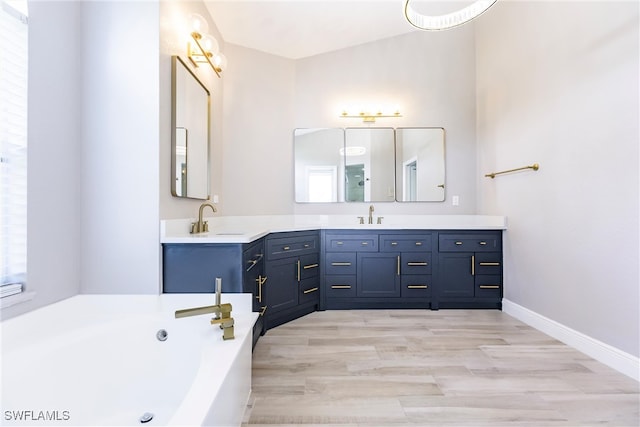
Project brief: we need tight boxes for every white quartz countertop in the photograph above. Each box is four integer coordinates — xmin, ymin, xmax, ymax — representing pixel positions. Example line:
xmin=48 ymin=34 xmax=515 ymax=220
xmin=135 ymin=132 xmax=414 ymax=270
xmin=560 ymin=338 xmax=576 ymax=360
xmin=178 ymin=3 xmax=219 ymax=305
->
xmin=161 ymin=214 xmax=507 ymax=244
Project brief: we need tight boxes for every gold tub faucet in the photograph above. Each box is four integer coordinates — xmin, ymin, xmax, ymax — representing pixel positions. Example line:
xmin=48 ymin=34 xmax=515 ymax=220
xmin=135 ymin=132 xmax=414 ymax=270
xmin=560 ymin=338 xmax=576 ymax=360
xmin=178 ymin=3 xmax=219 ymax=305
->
xmin=174 ymin=278 xmax=235 ymax=340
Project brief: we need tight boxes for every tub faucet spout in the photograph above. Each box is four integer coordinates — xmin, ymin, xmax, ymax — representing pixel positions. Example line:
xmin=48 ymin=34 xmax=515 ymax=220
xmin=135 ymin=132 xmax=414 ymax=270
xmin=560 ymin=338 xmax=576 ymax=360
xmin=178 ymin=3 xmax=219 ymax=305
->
xmin=191 ymin=202 xmax=217 ymax=234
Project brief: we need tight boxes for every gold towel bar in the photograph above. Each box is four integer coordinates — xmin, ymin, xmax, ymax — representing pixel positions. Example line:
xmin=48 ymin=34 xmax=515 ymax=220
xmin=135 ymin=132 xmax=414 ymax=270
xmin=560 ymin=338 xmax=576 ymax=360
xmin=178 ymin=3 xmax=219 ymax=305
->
xmin=485 ymin=163 xmax=539 ymax=179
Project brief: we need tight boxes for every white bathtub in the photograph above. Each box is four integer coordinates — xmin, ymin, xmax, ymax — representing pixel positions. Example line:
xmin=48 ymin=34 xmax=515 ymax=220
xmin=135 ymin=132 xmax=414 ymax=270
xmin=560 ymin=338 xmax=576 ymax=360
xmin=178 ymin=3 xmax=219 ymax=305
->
xmin=0 ymin=294 xmax=258 ymax=426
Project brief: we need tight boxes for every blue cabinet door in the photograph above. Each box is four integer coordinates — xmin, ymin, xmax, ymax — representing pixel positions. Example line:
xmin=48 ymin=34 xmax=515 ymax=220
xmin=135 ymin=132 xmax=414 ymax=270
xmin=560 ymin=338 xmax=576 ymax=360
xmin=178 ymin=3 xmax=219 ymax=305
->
xmin=357 ymin=252 xmax=401 ymax=297
xmin=265 ymin=257 xmax=299 ymax=313
xmin=438 ymin=252 xmax=475 ymax=298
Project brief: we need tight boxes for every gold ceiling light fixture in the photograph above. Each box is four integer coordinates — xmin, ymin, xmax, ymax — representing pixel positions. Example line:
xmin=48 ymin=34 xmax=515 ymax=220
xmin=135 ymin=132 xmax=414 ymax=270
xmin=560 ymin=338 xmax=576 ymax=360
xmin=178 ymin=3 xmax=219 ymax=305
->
xmin=403 ymin=0 xmax=498 ymax=31
xmin=339 ymin=106 xmax=402 ymax=123
xmin=187 ymin=13 xmax=227 ymax=77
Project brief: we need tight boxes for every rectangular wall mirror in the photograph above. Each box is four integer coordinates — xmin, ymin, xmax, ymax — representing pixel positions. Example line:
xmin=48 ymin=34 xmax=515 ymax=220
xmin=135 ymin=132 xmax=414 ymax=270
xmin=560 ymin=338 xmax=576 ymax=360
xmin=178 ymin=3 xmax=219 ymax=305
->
xmin=294 ymin=128 xmax=345 ymax=202
xmin=395 ymin=127 xmax=445 ymax=202
xmin=171 ymin=56 xmax=210 ymax=200
xmin=294 ymin=127 xmax=445 ymax=203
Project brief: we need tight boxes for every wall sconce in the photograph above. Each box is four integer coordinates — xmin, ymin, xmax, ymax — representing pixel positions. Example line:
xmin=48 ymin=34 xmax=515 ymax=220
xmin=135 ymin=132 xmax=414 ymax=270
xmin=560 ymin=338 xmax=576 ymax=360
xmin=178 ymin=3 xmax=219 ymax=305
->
xmin=403 ymin=0 xmax=498 ymax=31
xmin=187 ymin=13 xmax=227 ymax=78
xmin=339 ymin=106 xmax=402 ymax=123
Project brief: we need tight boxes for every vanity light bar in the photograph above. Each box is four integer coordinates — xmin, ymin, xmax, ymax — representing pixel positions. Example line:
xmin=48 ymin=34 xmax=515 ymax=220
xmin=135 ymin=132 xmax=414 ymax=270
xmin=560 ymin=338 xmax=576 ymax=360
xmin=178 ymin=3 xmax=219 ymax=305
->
xmin=339 ymin=110 xmax=402 ymax=123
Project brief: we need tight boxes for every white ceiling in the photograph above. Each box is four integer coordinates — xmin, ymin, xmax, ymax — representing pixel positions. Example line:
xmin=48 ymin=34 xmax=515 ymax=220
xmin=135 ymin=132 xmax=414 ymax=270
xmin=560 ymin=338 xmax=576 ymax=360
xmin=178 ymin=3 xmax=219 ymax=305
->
xmin=203 ymin=1 xmax=477 ymax=59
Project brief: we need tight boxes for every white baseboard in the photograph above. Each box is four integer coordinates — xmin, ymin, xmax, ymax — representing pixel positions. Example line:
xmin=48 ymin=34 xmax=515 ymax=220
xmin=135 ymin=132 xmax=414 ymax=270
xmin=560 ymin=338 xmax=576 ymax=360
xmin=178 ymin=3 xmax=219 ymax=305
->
xmin=502 ymin=299 xmax=639 ymax=382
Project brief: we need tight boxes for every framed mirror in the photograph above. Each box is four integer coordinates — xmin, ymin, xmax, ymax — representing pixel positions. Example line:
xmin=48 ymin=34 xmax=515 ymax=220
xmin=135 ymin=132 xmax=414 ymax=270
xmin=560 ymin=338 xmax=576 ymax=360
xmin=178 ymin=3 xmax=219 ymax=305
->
xmin=294 ymin=128 xmax=345 ymax=202
xmin=171 ymin=56 xmax=210 ymax=199
xmin=395 ymin=127 xmax=445 ymax=202
xmin=344 ymin=128 xmax=396 ymax=202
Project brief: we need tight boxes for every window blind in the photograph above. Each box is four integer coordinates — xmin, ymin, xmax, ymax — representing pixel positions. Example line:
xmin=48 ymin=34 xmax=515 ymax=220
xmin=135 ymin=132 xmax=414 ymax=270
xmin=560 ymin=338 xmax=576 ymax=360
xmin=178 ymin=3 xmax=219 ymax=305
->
xmin=0 ymin=0 xmax=28 ymax=296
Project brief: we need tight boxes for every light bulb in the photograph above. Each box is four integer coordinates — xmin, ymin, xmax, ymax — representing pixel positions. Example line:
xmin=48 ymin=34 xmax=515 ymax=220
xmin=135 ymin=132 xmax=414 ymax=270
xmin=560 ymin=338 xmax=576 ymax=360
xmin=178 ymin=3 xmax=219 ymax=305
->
xmin=200 ymin=34 xmax=219 ymax=56
xmin=189 ymin=13 xmax=209 ymax=36
xmin=212 ymin=52 xmax=227 ymax=72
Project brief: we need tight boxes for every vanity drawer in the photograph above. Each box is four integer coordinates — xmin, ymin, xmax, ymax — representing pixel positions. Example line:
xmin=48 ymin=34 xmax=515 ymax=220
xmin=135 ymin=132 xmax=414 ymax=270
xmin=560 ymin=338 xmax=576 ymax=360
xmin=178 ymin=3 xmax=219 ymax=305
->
xmin=325 ymin=253 xmax=357 ymax=275
xmin=267 ymin=232 xmax=319 ymax=260
xmin=299 ymin=253 xmax=320 ymax=280
xmin=325 ymin=275 xmax=357 ymax=298
xmin=400 ymin=252 xmax=432 ymax=275
xmin=380 ymin=234 xmax=432 ymax=252
xmin=475 ymin=275 xmax=502 ymax=297
xmin=401 ymin=275 xmax=432 ymax=298
xmin=439 ymin=233 xmax=501 ymax=252
xmin=474 ymin=253 xmax=502 ymax=275
xmin=299 ymin=277 xmax=320 ymax=304
xmin=325 ymin=234 xmax=378 ymax=252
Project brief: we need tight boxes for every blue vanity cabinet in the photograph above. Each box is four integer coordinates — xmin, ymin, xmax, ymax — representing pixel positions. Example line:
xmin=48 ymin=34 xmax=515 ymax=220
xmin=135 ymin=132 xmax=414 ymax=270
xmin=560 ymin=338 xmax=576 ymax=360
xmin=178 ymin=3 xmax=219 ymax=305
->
xmin=263 ymin=231 xmax=320 ymax=330
xmin=322 ymin=230 xmax=434 ymax=309
xmin=437 ymin=231 xmax=503 ymax=309
xmin=162 ymin=238 xmax=266 ymax=349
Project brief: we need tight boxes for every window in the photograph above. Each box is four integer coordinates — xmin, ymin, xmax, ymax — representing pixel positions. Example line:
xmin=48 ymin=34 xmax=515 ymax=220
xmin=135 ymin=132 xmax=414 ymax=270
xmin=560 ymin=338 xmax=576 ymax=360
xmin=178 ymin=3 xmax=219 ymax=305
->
xmin=0 ymin=0 xmax=28 ymax=300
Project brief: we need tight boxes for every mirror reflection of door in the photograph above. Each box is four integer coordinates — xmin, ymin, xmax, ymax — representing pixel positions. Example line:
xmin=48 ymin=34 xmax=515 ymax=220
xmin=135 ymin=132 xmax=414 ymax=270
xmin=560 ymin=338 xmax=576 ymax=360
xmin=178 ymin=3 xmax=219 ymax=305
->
xmin=306 ymin=165 xmax=337 ymax=202
xmin=403 ymin=157 xmax=417 ymax=201
xmin=345 ymin=164 xmax=365 ymax=202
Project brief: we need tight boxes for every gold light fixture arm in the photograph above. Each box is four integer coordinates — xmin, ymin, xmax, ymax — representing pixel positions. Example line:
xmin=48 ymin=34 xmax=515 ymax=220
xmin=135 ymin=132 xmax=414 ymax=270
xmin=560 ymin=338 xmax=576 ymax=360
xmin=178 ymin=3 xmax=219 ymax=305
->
xmin=190 ymin=32 xmax=221 ymax=78
xmin=485 ymin=163 xmax=540 ymax=179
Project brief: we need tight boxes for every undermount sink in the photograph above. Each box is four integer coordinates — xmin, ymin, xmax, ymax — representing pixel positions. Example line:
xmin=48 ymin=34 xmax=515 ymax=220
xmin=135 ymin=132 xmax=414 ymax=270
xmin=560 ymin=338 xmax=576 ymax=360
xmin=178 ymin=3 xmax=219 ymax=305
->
xmin=215 ymin=232 xmax=245 ymax=236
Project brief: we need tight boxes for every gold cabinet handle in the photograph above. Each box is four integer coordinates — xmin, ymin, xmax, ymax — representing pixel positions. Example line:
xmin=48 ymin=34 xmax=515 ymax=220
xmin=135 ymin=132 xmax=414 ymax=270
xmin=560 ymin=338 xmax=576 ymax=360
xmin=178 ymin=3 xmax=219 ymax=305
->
xmin=336 ymin=241 xmax=343 ymax=245
xmin=415 ymin=242 xmax=423 ymax=246
xmin=397 ymin=255 xmax=400 ymax=276
xmin=407 ymin=262 xmax=428 ymax=266
xmin=259 ymin=306 xmax=267 ymax=316
xmin=391 ymin=242 xmax=398 ymax=246
xmin=297 ymin=260 xmax=301 ymax=281
xmin=331 ymin=262 xmax=352 ymax=266
xmin=479 ymin=241 xmax=487 ymax=245
xmin=331 ymin=285 xmax=352 ymax=289
xmin=455 ymin=241 xmax=463 ymax=245
xmin=479 ymin=262 xmax=500 ymax=266
xmin=283 ymin=246 xmax=290 ymax=251
xmin=304 ymin=244 xmax=310 ymax=248
xmin=303 ymin=287 xmax=319 ymax=294
xmin=407 ymin=285 xmax=428 ymax=289
xmin=471 ymin=255 xmax=475 ymax=276
xmin=361 ymin=241 xmax=369 ymax=245
xmin=303 ymin=263 xmax=319 ymax=269
xmin=255 ymin=275 xmax=263 ymax=303
xmin=479 ymin=285 xmax=500 ymax=289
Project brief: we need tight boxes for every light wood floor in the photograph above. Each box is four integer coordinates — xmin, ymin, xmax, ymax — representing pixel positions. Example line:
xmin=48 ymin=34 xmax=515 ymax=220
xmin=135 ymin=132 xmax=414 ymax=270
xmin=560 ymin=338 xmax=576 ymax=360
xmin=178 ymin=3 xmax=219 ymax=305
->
xmin=242 ymin=309 xmax=639 ymax=426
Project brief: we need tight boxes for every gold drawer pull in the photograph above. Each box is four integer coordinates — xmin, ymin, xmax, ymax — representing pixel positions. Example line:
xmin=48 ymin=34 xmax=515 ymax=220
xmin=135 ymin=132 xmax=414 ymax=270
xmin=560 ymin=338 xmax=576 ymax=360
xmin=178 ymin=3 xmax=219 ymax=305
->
xmin=259 ymin=306 xmax=267 ymax=316
xmin=336 ymin=241 xmax=343 ymax=245
xmin=455 ymin=241 xmax=463 ymax=245
xmin=479 ymin=262 xmax=500 ymax=266
xmin=391 ymin=242 xmax=398 ymax=246
xmin=331 ymin=262 xmax=352 ymax=266
xmin=304 ymin=244 xmax=310 ymax=248
xmin=303 ymin=263 xmax=319 ymax=269
xmin=407 ymin=285 xmax=428 ymax=289
xmin=479 ymin=285 xmax=500 ymax=289
xmin=283 ymin=246 xmax=290 ymax=250
xmin=303 ymin=287 xmax=319 ymax=294
xmin=361 ymin=241 xmax=369 ymax=245
xmin=415 ymin=242 xmax=423 ymax=246
xmin=479 ymin=241 xmax=487 ymax=245
xmin=407 ymin=262 xmax=428 ymax=266
xmin=331 ymin=285 xmax=352 ymax=289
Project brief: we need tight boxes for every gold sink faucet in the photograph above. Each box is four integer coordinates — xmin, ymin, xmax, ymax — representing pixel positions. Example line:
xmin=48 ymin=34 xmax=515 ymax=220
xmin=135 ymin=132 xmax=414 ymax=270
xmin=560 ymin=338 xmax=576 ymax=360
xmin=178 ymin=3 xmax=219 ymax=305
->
xmin=190 ymin=201 xmax=217 ymax=234
xmin=368 ymin=204 xmax=375 ymax=224
xmin=174 ymin=278 xmax=235 ymax=340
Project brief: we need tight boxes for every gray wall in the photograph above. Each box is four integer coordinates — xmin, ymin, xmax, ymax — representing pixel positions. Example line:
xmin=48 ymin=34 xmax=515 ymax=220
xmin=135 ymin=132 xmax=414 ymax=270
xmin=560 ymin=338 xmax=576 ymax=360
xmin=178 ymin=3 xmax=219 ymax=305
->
xmin=476 ymin=1 xmax=639 ymax=357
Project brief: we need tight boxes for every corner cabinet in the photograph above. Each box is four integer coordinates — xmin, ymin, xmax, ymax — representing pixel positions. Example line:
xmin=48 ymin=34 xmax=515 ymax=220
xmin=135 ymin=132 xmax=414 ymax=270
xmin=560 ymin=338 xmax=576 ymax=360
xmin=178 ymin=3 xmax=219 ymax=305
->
xmin=162 ymin=239 xmax=266 ymax=350
xmin=264 ymin=231 xmax=320 ymax=330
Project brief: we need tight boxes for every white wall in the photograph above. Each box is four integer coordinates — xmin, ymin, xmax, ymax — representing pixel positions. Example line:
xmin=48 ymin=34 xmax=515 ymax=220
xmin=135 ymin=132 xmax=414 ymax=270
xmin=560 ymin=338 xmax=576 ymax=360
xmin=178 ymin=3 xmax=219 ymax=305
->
xmin=2 ymin=1 xmax=83 ymax=320
xmin=221 ymin=44 xmax=296 ymax=215
xmin=80 ymin=1 xmax=160 ymax=294
xmin=476 ymin=1 xmax=639 ymax=357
